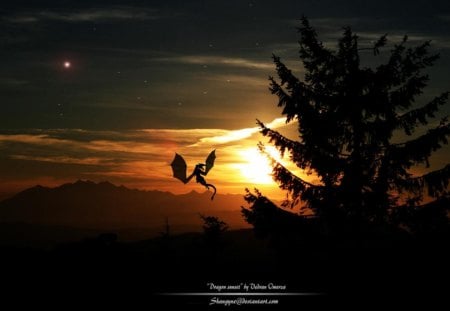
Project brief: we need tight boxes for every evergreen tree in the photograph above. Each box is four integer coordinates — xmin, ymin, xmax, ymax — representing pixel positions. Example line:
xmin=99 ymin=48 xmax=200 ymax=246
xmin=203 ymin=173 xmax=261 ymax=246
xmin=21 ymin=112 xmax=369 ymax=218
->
xmin=255 ymin=17 xmax=449 ymax=232
xmin=199 ymin=214 xmax=228 ymax=248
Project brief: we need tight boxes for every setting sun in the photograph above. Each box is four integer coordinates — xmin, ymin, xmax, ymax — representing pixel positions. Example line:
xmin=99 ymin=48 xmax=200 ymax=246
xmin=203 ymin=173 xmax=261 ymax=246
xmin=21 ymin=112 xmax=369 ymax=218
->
xmin=236 ymin=147 xmax=280 ymax=185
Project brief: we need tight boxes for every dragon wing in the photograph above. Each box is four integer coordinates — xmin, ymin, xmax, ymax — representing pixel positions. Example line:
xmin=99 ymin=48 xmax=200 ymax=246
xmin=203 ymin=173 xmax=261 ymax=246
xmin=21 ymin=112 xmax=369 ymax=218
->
xmin=204 ymin=149 xmax=216 ymax=175
xmin=170 ymin=153 xmax=188 ymax=184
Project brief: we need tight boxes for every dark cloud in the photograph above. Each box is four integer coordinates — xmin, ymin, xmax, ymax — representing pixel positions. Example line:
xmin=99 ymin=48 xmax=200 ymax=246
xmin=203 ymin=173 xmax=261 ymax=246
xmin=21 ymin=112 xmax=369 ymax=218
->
xmin=1 ymin=0 xmax=449 ymax=131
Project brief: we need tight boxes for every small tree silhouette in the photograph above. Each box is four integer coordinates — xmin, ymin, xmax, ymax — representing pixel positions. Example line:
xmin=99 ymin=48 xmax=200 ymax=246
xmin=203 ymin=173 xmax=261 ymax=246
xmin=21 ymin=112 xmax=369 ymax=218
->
xmin=256 ymin=16 xmax=449 ymax=234
xmin=199 ymin=214 xmax=228 ymax=249
xmin=157 ymin=217 xmax=172 ymax=255
xmin=158 ymin=216 xmax=171 ymax=239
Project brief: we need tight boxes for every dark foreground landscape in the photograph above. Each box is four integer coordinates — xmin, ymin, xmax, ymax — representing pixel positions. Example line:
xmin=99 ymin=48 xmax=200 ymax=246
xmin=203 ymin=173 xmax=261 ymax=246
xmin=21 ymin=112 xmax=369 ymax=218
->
xmin=0 ymin=181 xmax=449 ymax=308
xmin=1 ymin=226 xmax=448 ymax=308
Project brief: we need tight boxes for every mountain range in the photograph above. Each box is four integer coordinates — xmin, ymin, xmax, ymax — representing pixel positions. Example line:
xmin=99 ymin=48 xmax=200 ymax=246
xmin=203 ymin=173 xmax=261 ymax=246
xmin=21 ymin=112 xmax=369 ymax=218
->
xmin=0 ymin=180 xmax=249 ymax=246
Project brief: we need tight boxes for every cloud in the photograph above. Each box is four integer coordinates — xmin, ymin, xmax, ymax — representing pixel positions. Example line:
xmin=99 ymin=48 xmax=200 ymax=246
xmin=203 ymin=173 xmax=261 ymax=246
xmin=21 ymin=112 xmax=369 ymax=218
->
xmin=0 ymin=118 xmax=290 ymax=159
xmin=353 ymin=32 xmax=450 ymax=50
xmin=284 ymin=16 xmax=450 ymax=50
xmin=190 ymin=117 xmax=288 ymax=146
xmin=0 ymin=118 xmax=288 ymax=168
xmin=197 ymin=128 xmax=258 ymax=145
xmin=155 ymin=55 xmax=274 ymax=70
xmin=438 ymin=15 xmax=450 ymax=22
xmin=203 ymin=74 xmax=269 ymax=87
xmin=0 ymin=78 xmax=30 ymax=87
xmin=10 ymin=155 xmax=113 ymax=166
xmin=5 ymin=7 xmax=160 ymax=24
xmin=0 ymin=134 xmax=59 ymax=145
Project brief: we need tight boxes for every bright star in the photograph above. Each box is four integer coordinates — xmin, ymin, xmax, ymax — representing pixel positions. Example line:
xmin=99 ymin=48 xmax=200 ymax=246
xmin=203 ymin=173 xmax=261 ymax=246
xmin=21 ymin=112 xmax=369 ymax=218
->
xmin=64 ymin=61 xmax=71 ymax=68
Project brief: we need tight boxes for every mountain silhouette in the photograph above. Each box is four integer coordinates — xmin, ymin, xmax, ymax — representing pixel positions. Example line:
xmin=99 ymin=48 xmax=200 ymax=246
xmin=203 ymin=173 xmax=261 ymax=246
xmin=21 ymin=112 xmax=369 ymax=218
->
xmin=0 ymin=180 xmax=248 ymax=246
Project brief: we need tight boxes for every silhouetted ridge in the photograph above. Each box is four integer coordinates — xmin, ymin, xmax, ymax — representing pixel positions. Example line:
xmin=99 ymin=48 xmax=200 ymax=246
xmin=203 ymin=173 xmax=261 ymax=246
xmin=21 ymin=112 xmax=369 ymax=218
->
xmin=0 ymin=180 xmax=247 ymax=236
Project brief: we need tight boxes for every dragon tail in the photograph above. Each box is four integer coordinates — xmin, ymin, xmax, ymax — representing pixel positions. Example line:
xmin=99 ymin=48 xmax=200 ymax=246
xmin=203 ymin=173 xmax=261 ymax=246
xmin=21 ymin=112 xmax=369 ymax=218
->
xmin=206 ymin=183 xmax=216 ymax=200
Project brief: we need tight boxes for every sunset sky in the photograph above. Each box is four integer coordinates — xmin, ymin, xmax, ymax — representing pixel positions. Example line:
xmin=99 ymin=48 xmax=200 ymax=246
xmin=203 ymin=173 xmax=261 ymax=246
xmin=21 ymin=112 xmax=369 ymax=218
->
xmin=1 ymin=0 xmax=450 ymax=200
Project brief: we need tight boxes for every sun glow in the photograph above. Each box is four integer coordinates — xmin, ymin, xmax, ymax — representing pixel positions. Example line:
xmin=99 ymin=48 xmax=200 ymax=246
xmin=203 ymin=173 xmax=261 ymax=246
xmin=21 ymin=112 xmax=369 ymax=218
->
xmin=236 ymin=146 xmax=282 ymax=185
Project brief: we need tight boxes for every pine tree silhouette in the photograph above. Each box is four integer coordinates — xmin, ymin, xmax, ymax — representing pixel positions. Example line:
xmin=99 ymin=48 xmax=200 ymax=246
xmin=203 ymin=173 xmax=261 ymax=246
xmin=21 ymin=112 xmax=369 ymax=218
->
xmin=256 ymin=16 xmax=449 ymax=233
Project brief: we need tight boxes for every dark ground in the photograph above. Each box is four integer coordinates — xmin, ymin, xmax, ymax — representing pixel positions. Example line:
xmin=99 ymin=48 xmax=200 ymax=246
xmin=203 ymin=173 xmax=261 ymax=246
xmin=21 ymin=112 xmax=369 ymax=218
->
xmin=0 ymin=228 xmax=448 ymax=309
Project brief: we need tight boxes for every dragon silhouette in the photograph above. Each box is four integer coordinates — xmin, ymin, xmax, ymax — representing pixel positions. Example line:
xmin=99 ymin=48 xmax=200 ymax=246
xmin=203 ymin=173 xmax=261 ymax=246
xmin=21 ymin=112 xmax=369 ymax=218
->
xmin=170 ymin=150 xmax=217 ymax=200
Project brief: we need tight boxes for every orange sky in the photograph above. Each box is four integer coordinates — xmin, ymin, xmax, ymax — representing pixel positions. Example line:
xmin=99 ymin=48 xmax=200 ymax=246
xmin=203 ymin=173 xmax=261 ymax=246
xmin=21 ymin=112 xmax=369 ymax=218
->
xmin=0 ymin=117 xmax=305 ymax=200
xmin=1 ymin=114 xmax=449 ymax=202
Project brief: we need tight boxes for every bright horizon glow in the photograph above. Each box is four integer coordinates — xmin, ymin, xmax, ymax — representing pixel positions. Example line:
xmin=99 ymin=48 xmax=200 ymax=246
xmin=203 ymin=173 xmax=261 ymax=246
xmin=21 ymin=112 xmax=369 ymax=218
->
xmin=236 ymin=148 xmax=274 ymax=184
xmin=0 ymin=119 xmax=292 ymax=199
xmin=235 ymin=146 xmax=284 ymax=185
xmin=0 ymin=118 xmax=442 ymax=202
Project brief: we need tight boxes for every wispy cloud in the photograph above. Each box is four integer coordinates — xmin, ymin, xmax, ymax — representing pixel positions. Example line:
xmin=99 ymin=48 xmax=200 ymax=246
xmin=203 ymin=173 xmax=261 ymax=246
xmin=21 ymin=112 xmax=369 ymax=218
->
xmin=10 ymin=155 xmax=113 ymax=166
xmin=0 ymin=118 xmax=292 ymax=194
xmin=0 ymin=118 xmax=290 ymax=158
xmin=286 ymin=17 xmax=450 ymax=50
xmin=203 ymin=74 xmax=269 ymax=87
xmin=354 ymin=32 xmax=450 ymax=50
xmin=156 ymin=55 xmax=274 ymax=70
xmin=5 ymin=7 xmax=160 ymax=24
xmin=0 ymin=78 xmax=29 ymax=87
xmin=192 ymin=117 xmax=288 ymax=146
xmin=437 ymin=15 xmax=450 ymax=22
